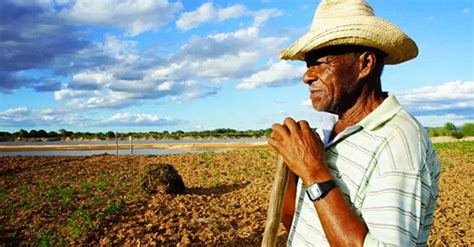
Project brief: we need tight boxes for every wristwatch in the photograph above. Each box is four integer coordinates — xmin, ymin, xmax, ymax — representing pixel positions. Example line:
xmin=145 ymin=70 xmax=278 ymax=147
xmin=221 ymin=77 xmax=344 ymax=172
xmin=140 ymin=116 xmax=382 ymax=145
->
xmin=305 ymin=180 xmax=338 ymax=201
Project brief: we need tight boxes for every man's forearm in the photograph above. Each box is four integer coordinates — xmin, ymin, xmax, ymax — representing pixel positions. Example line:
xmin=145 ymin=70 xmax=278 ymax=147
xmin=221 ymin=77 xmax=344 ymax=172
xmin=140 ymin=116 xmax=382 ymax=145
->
xmin=313 ymin=187 xmax=368 ymax=246
xmin=301 ymin=168 xmax=368 ymax=246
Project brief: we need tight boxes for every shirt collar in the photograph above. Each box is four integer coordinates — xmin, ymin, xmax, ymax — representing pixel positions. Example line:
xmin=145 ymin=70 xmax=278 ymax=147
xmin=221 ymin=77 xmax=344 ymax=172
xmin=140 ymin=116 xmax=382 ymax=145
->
xmin=357 ymin=93 xmax=402 ymax=131
xmin=327 ymin=93 xmax=402 ymax=147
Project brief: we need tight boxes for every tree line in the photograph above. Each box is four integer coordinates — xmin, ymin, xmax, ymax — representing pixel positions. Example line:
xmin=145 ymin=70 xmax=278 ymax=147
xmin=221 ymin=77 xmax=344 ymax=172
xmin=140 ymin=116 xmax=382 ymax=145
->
xmin=1 ymin=122 xmax=472 ymax=142
xmin=0 ymin=128 xmax=273 ymax=142
xmin=427 ymin=122 xmax=474 ymax=139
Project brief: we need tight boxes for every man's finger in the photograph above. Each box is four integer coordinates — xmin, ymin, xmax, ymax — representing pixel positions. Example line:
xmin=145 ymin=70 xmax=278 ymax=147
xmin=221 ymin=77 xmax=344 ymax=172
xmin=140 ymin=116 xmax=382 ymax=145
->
xmin=272 ymin=123 xmax=290 ymax=137
xmin=298 ymin=120 xmax=311 ymax=130
xmin=298 ymin=120 xmax=313 ymax=135
xmin=267 ymin=137 xmax=283 ymax=153
xmin=283 ymin=117 xmax=299 ymax=134
xmin=270 ymin=129 xmax=283 ymax=141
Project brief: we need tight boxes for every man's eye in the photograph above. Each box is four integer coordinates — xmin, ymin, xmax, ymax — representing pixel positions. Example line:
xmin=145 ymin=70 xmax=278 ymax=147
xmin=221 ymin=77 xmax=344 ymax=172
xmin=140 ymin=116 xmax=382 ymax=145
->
xmin=306 ymin=61 xmax=323 ymax=68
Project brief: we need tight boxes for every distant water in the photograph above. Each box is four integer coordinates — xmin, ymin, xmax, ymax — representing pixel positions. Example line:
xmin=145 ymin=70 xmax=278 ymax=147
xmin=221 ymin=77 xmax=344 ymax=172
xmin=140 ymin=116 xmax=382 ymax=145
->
xmin=0 ymin=138 xmax=265 ymax=156
xmin=0 ymin=149 xmax=222 ymax=156
xmin=0 ymin=138 xmax=267 ymax=146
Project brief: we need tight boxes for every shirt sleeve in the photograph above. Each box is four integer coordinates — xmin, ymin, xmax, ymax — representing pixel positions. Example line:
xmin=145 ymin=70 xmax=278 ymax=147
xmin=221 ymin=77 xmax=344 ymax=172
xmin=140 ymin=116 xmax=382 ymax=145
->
xmin=361 ymin=168 xmax=433 ymax=246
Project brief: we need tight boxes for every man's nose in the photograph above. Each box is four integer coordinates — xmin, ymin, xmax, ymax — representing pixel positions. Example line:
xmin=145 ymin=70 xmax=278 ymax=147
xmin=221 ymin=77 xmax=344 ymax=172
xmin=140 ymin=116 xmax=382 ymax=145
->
xmin=303 ymin=68 xmax=317 ymax=85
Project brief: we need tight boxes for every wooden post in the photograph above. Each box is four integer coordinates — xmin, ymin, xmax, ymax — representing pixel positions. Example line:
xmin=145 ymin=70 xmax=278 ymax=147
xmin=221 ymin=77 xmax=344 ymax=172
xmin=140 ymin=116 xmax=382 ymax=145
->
xmin=115 ymin=131 xmax=118 ymax=155
xmin=262 ymin=154 xmax=289 ymax=247
xmin=130 ymin=134 xmax=133 ymax=155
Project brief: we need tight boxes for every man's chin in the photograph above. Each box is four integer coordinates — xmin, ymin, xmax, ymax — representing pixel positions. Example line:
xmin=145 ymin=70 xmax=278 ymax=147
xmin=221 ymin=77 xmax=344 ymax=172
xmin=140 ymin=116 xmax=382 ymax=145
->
xmin=311 ymin=103 xmax=326 ymax=112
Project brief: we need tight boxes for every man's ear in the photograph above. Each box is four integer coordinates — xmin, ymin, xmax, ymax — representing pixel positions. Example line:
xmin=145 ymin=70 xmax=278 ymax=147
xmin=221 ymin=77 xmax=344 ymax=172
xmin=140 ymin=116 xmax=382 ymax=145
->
xmin=357 ymin=51 xmax=376 ymax=80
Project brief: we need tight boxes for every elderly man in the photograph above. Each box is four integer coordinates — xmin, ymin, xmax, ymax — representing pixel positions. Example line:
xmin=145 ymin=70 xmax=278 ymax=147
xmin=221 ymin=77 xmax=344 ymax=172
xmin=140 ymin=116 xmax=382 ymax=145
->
xmin=268 ymin=0 xmax=440 ymax=246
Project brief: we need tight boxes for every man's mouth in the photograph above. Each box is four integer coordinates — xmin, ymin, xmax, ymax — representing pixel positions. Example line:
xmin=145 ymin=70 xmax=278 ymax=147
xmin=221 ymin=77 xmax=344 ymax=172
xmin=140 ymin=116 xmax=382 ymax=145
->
xmin=310 ymin=88 xmax=323 ymax=94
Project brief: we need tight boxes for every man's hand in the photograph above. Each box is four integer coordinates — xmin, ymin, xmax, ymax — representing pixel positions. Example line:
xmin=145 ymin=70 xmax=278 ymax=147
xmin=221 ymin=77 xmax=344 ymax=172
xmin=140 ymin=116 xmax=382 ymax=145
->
xmin=268 ymin=117 xmax=332 ymax=185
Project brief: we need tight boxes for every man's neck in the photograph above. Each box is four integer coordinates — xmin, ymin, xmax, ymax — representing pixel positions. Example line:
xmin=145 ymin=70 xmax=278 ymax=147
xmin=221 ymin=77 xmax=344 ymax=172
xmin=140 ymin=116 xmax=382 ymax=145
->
xmin=332 ymin=84 xmax=386 ymax=139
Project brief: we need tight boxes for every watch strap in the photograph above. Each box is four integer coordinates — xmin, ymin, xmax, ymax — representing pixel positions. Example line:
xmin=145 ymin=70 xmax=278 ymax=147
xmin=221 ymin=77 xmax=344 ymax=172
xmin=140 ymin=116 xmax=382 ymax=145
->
xmin=306 ymin=180 xmax=338 ymax=201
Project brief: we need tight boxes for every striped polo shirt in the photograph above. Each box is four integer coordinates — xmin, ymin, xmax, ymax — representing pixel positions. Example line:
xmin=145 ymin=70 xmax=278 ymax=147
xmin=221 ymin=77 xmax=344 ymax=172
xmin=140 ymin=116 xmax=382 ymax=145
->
xmin=287 ymin=94 xmax=440 ymax=246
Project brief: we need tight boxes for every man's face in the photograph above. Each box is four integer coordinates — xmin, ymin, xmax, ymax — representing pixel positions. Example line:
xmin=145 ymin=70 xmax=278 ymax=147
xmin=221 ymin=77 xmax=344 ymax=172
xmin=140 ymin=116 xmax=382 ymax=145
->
xmin=303 ymin=50 xmax=361 ymax=113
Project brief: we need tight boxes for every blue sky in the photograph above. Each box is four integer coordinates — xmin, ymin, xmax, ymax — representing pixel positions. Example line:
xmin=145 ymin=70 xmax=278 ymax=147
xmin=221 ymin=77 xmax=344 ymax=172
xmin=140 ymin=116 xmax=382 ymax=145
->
xmin=0 ymin=0 xmax=473 ymax=133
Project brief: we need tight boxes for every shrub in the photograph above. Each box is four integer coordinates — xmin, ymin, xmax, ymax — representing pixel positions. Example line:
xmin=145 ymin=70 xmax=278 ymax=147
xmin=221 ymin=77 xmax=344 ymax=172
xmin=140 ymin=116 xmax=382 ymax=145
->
xmin=460 ymin=123 xmax=474 ymax=137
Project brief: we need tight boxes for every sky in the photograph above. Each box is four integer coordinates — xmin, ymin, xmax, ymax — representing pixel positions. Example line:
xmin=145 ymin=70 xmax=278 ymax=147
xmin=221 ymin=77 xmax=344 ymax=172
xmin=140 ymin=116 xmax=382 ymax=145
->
xmin=0 ymin=0 xmax=473 ymax=133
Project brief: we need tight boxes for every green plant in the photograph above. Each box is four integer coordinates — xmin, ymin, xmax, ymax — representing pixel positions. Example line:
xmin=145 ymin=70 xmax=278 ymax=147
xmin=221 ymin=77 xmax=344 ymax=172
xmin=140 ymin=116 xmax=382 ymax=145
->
xmin=76 ymin=206 xmax=93 ymax=229
xmin=58 ymin=186 xmax=75 ymax=208
xmin=451 ymin=131 xmax=463 ymax=139
xmin=461 ymin=123 xmax=474 ymax=136
xmin=67 ymin=218 xmax=82 ymax=239
xmin=35 ymin=230 xmax=54 ymax=247
xmin=35 ymin=179 xmax=45 ymax=187
xmin=95 ymin=173 xmax=109 ymax=191
xmin=21 ymin=184 xmax=30 ymax=195
xmin=427 ymin=128 xmax=439 ymax=137
xmin=46 ymin=188 xmax=56 ymax=216
xmin=0 ymin=190 xmax=6 ymax=201
xmin=80 ymin=181 xmax=90 ymax=194
xmin=107 ymin=199 xmax=124 ymax=214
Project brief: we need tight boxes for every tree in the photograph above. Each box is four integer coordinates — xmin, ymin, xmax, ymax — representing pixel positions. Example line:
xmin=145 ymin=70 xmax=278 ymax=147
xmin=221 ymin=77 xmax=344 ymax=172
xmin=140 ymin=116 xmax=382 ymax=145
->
xmin=18 ymin=129 xmax=29 ymax=137
xmin=460 ymin=123 xmax=474 ymax=137
xmin=444 ymin=122 xmax=457 ymax=132
xmin=59 ymin=129 xmax=73 ymax=138
xmin=37 ymin=129 xmax=48 ymax=137
xmin=48 ymin=131 xmax=59 ymax=137
xmin=106 ymin=131 xmax=115 ymax=139
xmin=29 ymin=129 xmax=39 ymax=137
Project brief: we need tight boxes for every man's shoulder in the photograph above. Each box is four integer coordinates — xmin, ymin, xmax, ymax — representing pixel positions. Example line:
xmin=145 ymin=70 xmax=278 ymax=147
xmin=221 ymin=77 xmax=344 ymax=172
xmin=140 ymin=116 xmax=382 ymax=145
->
xmin=373 ymin=107 xmax=428 ymax=143
xmin=369 ymin=108 xmax=435 ymax=172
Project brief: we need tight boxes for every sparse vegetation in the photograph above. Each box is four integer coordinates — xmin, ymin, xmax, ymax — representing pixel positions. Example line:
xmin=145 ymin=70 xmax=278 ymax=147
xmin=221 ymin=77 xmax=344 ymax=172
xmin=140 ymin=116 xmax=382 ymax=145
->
xmin=0 ymin=143 xmax=472 ymax=245
xmin=0 ymin=128 xmax=273 ymax=142
xmin=427 ymin=122 xmax=474 ymax=138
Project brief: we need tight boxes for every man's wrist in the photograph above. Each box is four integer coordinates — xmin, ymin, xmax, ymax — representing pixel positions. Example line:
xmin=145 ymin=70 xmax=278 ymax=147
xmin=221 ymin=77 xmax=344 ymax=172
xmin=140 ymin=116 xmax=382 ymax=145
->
xmin=301 ymin=167 xmax=332 ymax=186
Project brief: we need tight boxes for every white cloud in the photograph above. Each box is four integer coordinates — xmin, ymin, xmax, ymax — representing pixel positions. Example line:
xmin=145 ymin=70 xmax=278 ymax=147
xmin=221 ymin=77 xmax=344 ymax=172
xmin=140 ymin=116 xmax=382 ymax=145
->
xmin=180 ymin=80 xmax=218 ymax=101
xmin=252 ymin=8 xmax=282 ymax=27
xmin=57 ymin=77 xmax=219 ymax=109
xmin=70 ymin=71 xmax=113 ymax=89
xmin=396 ymin=80 xmax=474 ymax=124
xmin=103 ymin=35 xmax=139 ymax=60
xmin=397 ymin=80 xmax=474 ymax=104
xmin=461 ymin=8 xmax=470 ymax=15
xmin=218 ymin=4 xmax=247 ymax=20
xmin=237 ymin=60 xmax=305 ymax=89
xmin=0 ymin=107 xmax=91 ymax=127
xmin=54 ymin=87 xmax=91 ymax=100
xmin=301 ymin=99 xmax=311 ymax=106
xmin=176 ymin=2 xmax=216 ymax=31
xmin=163 ymin=26 xmax=287 ymax=82
xmin=61 ymin=0 xmax=182 ymax=36
xmin=0 ymin=107 xmax=180 ymax=127
xmin=156 ymin=81 xmax=174 ymax=91
xmin=101 ymin=113 xmax=179 ymax=126
xmin=176 ymin=3 xmax=279 ymax=31
xmin=62 ymin=91 xmax=137 ymax=109
xmin=0 ymin=107 xmax=31 ymax=126
xmin=45 ymin=5 xmax=286 ymax=111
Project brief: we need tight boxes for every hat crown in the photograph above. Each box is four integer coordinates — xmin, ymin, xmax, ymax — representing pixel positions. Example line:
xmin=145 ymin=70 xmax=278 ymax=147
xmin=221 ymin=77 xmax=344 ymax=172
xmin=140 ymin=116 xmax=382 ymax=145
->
xmin=280 ymin=0 xmax=418 ymax=64
xmin=312 ymin=0 xmax=374 ymax=28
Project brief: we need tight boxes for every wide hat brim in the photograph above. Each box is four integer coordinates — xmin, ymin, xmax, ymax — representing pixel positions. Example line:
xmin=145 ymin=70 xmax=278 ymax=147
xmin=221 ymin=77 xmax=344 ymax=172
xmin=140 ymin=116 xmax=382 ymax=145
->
xmin=280 ymin=16 xmax=418 ymax=64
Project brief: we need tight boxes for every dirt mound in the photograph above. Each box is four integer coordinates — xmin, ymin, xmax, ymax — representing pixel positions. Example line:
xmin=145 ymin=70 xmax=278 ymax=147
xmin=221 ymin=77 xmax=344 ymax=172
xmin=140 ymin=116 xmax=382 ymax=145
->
xmin=142 ymin=163 xmax=186 ymax=195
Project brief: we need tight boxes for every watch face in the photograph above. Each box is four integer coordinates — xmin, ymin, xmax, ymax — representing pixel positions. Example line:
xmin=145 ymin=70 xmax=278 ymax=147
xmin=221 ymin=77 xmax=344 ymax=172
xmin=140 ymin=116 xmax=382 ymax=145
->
xmin=308 ymin=184 xmax=322 ymax=199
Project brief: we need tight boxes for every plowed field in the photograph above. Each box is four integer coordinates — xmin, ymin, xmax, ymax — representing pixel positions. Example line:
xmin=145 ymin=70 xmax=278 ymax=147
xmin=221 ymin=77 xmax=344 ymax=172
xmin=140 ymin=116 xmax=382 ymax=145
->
xmin=1 ymin=141 xmax=472 ymax=245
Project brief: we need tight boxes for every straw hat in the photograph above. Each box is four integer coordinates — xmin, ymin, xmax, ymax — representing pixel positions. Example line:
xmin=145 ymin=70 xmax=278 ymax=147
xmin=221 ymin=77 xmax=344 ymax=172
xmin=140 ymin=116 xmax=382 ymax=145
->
xmin=280 ymin=0 xmax=418 ymax=64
